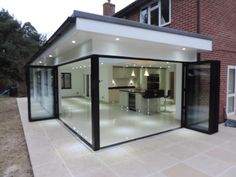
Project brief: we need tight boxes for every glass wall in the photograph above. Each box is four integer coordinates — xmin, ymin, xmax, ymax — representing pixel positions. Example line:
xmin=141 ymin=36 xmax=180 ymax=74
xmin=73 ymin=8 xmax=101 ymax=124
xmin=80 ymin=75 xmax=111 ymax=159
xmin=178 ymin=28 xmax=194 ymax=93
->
xmin=59 ymin=59 xmax=92 ymax=145
xmin=186 ymin=64 xmax=210 ymax=131
xmin=99 ymin=58 xmax=181 ymax=147
xmin=30 ymin=67 xmax=55 ymax=119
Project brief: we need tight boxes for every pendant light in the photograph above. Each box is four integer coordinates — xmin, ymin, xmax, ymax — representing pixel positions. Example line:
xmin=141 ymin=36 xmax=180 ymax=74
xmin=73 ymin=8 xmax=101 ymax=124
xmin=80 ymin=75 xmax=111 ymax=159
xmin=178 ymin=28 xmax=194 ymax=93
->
xmin=131 ymin=69 xmax=135 ymax=77
xmin=144 ymin=68 xmax=149 ymax=76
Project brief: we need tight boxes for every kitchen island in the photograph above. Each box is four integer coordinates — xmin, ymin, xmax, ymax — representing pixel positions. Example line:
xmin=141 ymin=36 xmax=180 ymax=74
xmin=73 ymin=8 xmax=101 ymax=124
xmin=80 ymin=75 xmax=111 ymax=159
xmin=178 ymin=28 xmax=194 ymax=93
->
xmin=119 ymin=89 xmax=161 ymax=114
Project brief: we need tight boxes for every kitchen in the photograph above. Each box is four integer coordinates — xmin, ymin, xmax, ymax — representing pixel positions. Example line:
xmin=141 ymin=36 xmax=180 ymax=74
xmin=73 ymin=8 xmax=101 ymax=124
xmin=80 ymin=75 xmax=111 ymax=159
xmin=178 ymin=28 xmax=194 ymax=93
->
xmin=101 ymin=60 xmax=176 ymax=115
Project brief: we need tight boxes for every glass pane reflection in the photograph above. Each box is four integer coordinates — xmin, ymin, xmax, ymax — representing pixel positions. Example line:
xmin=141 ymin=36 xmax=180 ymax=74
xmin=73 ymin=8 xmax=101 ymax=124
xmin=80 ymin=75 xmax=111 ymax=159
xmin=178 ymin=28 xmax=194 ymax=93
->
xmin=30 ymin=68 xmax=55 ymax=119
xmin=186 ymin=64 xmax=210 ymax=131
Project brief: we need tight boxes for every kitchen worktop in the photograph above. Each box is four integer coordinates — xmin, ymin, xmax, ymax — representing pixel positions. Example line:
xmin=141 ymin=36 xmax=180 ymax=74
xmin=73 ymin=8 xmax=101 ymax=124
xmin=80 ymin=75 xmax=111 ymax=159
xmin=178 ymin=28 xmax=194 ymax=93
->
xmin=119 ymin=89 xmax=161 ymax=113
xmin=108 ymin=86 xmax=135 ymax=90
xmin=119 ymin=89 xmax=146 ymax=94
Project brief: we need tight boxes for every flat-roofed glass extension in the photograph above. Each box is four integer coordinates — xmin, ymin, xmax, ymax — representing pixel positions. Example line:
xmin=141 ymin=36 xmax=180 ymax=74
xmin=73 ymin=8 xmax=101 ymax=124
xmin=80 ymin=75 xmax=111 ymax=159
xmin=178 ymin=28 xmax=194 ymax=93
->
xmin=26 ymin=11 xmax=219 ymax=150
xmin=27 ymin=56 xmax=219 ymax=150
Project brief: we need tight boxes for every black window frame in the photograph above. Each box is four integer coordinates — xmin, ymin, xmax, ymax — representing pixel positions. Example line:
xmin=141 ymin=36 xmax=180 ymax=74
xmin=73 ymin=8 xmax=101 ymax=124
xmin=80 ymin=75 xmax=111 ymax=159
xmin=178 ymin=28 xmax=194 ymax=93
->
xmin=26 ymin=66 xmax=59 ymax=122
xmin=61 ymin=73 xmax=72 ymax=89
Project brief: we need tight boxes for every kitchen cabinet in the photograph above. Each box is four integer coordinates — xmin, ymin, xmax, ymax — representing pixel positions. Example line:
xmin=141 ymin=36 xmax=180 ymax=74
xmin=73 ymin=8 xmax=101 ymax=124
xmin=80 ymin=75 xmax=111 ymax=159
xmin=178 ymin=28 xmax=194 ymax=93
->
xmin=109 ymin=90 xmax=119 ymax=103
xmin=113 ymin=67 xmax=137 ymax=79
xmin=119 ymin=90 xmax=161 ymax=113
xmin=119 ymin=91 xmax=129 ymax=109
xmin=147 ymin=74 xmax=160 ymax=90
xmin=135 ymin=93 xmax=143 ymax=112
xmin=136 ymin=93 xmax=161 ymax=113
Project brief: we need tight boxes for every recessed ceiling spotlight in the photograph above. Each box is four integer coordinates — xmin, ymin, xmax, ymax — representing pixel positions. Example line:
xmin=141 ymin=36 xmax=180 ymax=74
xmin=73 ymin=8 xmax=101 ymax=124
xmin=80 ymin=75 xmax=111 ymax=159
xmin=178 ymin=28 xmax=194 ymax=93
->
xmin=166 ymin=62 xmax=169 ymax=64
xmin=126 ymin=65 xmax=129 ymax=67
xmin=101 ymin=62 xmax=104 ymax=65
xmin=182 ymin=47 xmax=186 ymax=51
xmin=116 ymin=38 xmax=120 ymax=41
xmin=133 ymin=64 xmax=136 ymax=67
xmin=75 ymin=67 xmax=78 ymax=69
xmin=39 ymin=61 xmax=42 ymax=64
xmin=72 ymin=40 xmax=76 ymax=44
xmin=72 ymin=67 xmax=75 ymax=70
xmin=149 ymin=65 xmax=152 ymax=67
xmin=49 ymin=55 xmax=53 ymax=58
xmin=79 ymin=66 xmax=82 ymax=68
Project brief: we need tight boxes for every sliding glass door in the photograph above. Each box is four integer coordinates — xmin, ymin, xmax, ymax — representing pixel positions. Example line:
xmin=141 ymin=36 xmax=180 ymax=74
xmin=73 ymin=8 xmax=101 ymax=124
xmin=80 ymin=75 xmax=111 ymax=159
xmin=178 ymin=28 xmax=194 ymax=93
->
xmin=27 ymin=67 xmax=58 ymax=121
xmin=183 ymin=61 xmax=220 ymax=134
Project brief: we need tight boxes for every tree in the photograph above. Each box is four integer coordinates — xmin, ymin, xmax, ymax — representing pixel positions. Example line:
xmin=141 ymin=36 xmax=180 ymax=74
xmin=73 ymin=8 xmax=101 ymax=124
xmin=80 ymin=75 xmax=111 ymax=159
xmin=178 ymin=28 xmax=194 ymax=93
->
xmin=0 ymin=9 xmax=46 ymax=95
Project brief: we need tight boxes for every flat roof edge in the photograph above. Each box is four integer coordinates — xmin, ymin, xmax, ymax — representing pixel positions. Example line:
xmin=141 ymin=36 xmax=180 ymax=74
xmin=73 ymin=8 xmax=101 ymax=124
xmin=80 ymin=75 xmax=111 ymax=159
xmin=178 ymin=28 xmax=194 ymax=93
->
xmin=73 ymin=10 xmax=212 ymax=41
xmin=27 ymin=10 xmax=213 ymax=67
xmin=25 ymin=17 xmax=76 ymax=67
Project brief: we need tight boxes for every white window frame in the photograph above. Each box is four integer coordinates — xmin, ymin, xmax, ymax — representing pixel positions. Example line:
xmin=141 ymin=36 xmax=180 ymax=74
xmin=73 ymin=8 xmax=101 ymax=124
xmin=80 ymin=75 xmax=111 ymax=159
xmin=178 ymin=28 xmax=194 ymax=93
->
xmin=226 ymin=65 xmax=236 ymax=116
xmin=149 ymin=2 xmax=160 ymax=25
xmin=140 ymin=0 xmax=171 ymax=27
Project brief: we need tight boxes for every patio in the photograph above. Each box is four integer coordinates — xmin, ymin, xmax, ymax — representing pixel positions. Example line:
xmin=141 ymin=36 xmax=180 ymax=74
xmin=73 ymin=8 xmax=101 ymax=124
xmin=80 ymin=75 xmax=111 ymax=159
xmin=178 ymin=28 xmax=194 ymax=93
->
xmin=17 ymin=97 xmax=236 ymax=177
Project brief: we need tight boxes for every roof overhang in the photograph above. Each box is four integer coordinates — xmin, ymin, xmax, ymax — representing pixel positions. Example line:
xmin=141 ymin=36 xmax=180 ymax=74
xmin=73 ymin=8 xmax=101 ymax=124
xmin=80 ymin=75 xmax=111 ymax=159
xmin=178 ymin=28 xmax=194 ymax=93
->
xmin=29 ymin=11 xmax=212 ymax=66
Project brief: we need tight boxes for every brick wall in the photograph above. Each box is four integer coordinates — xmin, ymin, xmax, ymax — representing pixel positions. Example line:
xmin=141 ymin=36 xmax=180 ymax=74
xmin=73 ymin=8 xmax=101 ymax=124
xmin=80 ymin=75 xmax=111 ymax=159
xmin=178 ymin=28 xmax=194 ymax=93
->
xmin=122 ymin=8 xmax=140 ymax=21
xmin=167 ymin=0 xmax=198 ymax=33
xmin=199 ymin=0 xmax=236 ymax=122
xmin=123 ymin=0 xmax=199 ymax=33
xmin=118 ymin=0 xmax=236 ymax=122
xmin=166 ymin=0 xmax=236 ymax=122
xmin=200 ymin=0 xmax=236 ymax=52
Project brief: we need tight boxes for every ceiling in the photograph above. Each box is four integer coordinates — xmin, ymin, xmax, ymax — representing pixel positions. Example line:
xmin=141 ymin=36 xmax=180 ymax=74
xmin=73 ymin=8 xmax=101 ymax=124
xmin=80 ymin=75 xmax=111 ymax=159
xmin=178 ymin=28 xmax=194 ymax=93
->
xmin=31 ymin=15 xmax=212 ymax=66
xmin=60 ymin=58 xmax=177 ymax=70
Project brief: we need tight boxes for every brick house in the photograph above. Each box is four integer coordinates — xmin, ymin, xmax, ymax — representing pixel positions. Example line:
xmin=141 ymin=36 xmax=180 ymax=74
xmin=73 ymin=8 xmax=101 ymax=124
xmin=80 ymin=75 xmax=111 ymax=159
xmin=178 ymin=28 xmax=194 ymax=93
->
xmin=25 ymin=0 xmax=227 ymax=150
xmin=102 ymin=0 xmax=236 ymax=123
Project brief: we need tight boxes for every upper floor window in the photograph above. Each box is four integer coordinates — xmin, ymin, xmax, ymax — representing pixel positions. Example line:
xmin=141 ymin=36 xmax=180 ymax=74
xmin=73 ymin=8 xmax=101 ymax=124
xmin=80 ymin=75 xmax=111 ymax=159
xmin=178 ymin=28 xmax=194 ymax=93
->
xmin=140 ymin=0 xmax=171 ymax=26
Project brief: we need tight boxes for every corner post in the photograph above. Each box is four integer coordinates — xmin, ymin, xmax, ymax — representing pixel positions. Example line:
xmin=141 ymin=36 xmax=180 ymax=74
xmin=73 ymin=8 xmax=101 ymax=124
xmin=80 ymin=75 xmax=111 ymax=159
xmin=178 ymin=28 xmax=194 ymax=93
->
xmin=91 ymin=55 xmax=100 ymax=150
xmin=25 ymin=66 xmax=32 ymax=121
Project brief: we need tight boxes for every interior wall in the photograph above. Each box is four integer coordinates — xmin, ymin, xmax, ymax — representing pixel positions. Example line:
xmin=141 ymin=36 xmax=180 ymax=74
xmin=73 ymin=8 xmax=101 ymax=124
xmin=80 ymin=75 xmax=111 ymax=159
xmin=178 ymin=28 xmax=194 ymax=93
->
xmin=99 ymin=65 xmax=113 ymax=103
xmin=58 ymin=68 xmax=84 ymax=98
xmin=58 ymin=59 xmax=92 ymax=113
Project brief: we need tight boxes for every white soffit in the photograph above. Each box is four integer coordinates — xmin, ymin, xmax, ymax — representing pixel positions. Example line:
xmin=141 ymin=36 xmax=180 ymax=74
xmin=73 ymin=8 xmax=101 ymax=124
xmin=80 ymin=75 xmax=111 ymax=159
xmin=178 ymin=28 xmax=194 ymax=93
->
xmin=76 ymin=18 xmax=212 ymax=51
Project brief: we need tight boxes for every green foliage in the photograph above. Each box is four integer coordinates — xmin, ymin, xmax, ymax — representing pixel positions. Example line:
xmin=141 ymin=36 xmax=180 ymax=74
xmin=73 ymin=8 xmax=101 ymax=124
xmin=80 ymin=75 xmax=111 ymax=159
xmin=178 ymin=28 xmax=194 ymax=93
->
xmin=0 ymin=9 xmax=46 ymax=94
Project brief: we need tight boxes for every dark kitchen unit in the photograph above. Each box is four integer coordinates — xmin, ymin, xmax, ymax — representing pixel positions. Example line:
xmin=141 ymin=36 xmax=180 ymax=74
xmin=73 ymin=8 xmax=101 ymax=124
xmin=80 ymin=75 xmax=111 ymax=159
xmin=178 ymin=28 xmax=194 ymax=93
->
xmin=147 ymin=74 xmax=160 ymax=90
xmin=129 ymin=93 xmax=136 ymax=111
